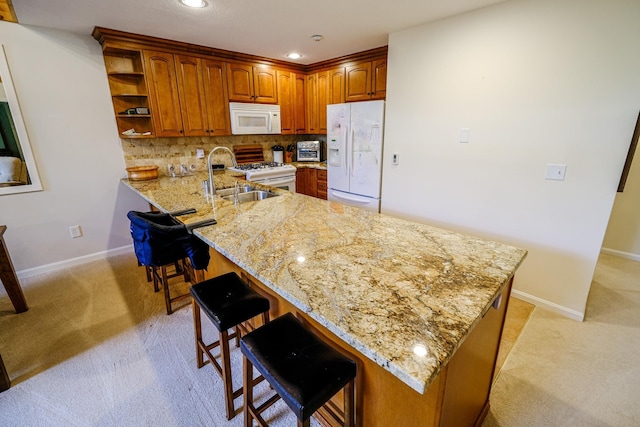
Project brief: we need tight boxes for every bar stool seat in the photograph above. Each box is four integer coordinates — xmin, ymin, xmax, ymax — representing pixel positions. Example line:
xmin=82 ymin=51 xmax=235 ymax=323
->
xmin=190 ymin=272 xmax=270 ymax=420
xmin=240 ymin=312 xmax=356 ymax=427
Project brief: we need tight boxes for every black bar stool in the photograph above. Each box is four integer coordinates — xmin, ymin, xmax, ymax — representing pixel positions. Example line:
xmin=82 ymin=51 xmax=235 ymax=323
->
xmin=127 ymin=210 xmax=212 ymax=314
xmin=240 ymin=312 xmax=357 ymax=427
xmin=190 ymin=272 xmax=270 ymax=420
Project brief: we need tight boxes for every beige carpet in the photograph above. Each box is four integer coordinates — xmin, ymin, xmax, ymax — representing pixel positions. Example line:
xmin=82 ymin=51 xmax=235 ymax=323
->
xmin=1 ymin=251 xmax=638 ymax=426
xmin=0 ymin=253 xmax=319 ymax=426
xmin=484 ymin=253 xmax=640 ymax=427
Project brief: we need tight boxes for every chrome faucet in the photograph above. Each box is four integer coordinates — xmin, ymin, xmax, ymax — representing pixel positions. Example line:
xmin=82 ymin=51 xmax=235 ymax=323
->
xmin=207 ymin=146 xmax=238 ymax=196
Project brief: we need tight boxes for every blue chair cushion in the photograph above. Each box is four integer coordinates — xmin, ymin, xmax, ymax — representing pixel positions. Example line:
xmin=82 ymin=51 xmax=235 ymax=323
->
xmin=127 ymin=211 xmax=210 ymax=270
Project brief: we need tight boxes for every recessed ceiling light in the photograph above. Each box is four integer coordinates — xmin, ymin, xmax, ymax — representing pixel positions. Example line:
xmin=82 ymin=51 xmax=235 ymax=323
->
xmin=287 ymin=53 xmax=302 ymax=60
xmin=180 ymin=0 xmax=207 ymax=8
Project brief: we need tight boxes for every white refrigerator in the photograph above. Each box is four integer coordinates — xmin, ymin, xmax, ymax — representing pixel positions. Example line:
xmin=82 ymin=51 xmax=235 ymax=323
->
xmin=327 ymin=100 xmax=385 ymax=213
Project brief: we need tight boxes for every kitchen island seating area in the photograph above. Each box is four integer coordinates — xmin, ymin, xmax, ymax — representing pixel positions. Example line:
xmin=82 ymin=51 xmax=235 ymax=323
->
xmin=127 ymin=210 xmax=211 ymax=314
xmin=241 ymin=312 xmax=357 ymax=427
xmin=190 ymin=272 xmax=270 ymax=420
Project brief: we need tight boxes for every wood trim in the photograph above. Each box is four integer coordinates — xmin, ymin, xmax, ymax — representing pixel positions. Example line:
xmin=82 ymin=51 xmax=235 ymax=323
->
xmin=92 ymin=27 xmax=387 ymax=74
xmin=0 ymin=0 xmax=17 ymax=23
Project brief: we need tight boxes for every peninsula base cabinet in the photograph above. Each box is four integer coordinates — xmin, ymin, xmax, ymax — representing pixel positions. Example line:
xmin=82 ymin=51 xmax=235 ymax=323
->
xmin=206 ymin=248 xmax=512 ymax=427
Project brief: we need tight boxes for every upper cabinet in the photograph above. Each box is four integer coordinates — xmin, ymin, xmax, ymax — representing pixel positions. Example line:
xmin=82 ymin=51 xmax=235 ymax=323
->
xmin=276 ymin=70 xmax=295 ymax=134
xmin=226 ymin=62 xmax=277 ymax=104
xmin=144 ymin=50 xmax=183 ymax=137
xmin=176 ymin=55 xmax=230 ymax=136
xmin=145 ymin=50 xmax=230 ymax=137
xmin=345 ymin=58 xmax=387 ymax=102
xmin=102 ymin=47 xmax=153 ymax=137
xmin=93 ymin=28 xmax=386 ymax=139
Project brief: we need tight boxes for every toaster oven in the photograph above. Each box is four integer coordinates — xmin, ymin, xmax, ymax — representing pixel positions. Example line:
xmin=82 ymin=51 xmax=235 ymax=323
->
xmin=296 ymin=141 xmax=324 ymax=162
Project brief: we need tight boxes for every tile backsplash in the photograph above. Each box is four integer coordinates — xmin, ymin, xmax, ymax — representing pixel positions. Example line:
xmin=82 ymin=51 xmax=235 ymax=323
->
xmin=121 ymin=135 xmax=322 ymax=177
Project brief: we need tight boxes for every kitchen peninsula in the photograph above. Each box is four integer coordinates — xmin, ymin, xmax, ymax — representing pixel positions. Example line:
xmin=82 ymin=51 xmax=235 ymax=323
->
xmin=122 ymin=172 xmax=527 ymax=426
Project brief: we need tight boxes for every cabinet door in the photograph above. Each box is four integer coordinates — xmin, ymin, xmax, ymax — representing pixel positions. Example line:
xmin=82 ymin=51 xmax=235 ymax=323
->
xmin=253 ymin=66 xmax=277 ymax=104
xmin=144 ymin=50 xmax=184 ymax=136
xmin=175 ymin=55 xmax=208 ymax=136
xmin=317 ymin=71 xmax=329 ymax=134
xmin=277 ymin=70 xmax=295 ymax=134
xmin=328 ymin=67 xmax=345 ymax=105
xmin=294 ymin=73 xmax=307 ymax=134
xmin=371 ymin=59 xmax=387 ymax=100
xmin=307 ymin=168 xmax=318 ymax=197
xmin=202 ymin=59 xmax=231 ymax=135
xmin=317 ymin=170 xmax=328 ymax=200
xmin=296 ymin=168 xmax=308 ymax=194
xmin=345 ymin=61 xmax=372 ymax=102
xmin=306 ymin=74 xmax=318 ymax=134
xmin=226 ymin=62 xmax=254 ymax=102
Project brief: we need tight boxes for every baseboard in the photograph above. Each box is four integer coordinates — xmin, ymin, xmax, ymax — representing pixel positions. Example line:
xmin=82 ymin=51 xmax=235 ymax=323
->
xmin=511 ymin=289 xmax=584 ymax=322
xmin=16 ymin=245 xmax=134 ymax=280
xmin=600 ymin=247 xmax=640 ymax=262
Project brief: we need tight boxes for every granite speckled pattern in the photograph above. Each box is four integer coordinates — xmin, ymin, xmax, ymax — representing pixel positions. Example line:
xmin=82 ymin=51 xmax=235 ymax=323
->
xmin=122 ymin=173 xmax=527 ymax=394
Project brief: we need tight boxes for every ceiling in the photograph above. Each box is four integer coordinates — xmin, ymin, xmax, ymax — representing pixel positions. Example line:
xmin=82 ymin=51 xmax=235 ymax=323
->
xmin=9 ymin=0 xmax=505 ymax=65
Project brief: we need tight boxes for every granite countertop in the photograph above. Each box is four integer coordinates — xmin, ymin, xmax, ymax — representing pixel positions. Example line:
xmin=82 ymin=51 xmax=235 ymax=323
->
xmin=122 ymin=172 xmax=527 ymax=394
xmin=290 ymin=161 xmax=327 ymax=170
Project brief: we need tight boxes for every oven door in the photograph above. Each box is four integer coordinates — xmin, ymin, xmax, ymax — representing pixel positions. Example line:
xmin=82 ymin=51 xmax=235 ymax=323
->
xmin=252 ymin=175 xmax=296 ymax=192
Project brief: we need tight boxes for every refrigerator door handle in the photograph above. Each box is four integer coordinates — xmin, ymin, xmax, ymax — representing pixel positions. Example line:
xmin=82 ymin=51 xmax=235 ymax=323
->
xmin=330 ymin=191 xmax=372 ymax=205
xmin=350 ymin=128 xmax=356 ymax=177
xmin=343 ymin=125 xmax=349 ymax=177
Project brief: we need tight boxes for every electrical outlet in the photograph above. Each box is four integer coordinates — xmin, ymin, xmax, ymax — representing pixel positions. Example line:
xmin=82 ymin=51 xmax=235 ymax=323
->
xmin=69 ymin=225 xmax=83 ymax=239
xmin=196 ymin=148 xmax=205 ymax=159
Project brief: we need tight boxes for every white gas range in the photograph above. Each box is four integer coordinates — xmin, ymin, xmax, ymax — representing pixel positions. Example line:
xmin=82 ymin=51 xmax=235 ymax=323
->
xmin=228 ymin=162 xmax=297 ymax=192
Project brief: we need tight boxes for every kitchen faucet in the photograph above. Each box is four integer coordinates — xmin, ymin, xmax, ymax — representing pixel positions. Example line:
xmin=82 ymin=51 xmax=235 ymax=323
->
xmin=207 ymin=146 xmax=238 ymax=196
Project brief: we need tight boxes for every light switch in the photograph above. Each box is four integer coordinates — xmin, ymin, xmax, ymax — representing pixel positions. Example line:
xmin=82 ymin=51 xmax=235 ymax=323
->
xmin=545 ymin=164 xmax=567 ymax=181
xmin=460 ymin=128 xmax=470 ymax=143
xmin=196 ymin=148 xmax=205 ymax=159
xmin=392 ymin=153 xmax=399 ymax=165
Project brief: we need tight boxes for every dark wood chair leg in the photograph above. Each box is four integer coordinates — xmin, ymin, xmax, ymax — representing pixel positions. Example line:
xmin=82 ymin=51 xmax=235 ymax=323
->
xmin=193 ymin=299 xmax=204 ymax=368
xmin=0 ymin=352 xmax=10 ymax=392
xmin=162 ymin=266 xmax=172 ymax=315
xmin=221 ymin=329 xmax=234 ymax=420
xmin=344 ymin=379 xmax=355 ymax=427
xmin=243 ymin=356 xmax=253 ymax=427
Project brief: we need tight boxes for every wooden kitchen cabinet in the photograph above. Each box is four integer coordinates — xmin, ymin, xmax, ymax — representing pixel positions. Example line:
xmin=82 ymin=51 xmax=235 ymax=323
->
xmin=305 ymin=71 xmax=329 ymax=134
xmin=226 ymin=62 xmax=277 ymax=104
xmin=294 ymin=74 xmax=307 ymax=134
xmin=175 ymin=55 xmax=230 ymax=136
xmin=316 ymin=169 xmax=327 ymax=200
xmin=345 ymin=58 xmax=387 ymax=102
xmin=144 ymin=50 xmax=184 ymax=137
xmin=276 ymin=70 xmax=295 ymax=134
xmin=296 ymin=167 xmax=326 ymax=199
xmin=328 ymin=67 xmax=346 ymax=105
xmin=102 ymin=47 xmax=154 ymax=137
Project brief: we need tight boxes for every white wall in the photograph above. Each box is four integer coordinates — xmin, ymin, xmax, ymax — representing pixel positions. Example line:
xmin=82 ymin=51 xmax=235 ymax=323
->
xmin=0 ymin=23 xmax=147 ymax=273
xmin=382 ymin=0 xmax=640 ymax=319
xmin=602 ymin=139 xmax=640 ymax=260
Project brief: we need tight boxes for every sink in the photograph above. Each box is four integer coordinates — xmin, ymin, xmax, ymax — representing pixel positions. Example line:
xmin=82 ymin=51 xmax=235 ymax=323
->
xmin=222 ymin=190 xmax=279 ymax=204
xmin=216 ymin=185 xmax=257 ymax=197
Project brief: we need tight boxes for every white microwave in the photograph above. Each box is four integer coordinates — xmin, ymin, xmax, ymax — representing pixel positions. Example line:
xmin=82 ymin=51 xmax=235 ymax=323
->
xmin=229 ymin=102 xmax=281 ymax=135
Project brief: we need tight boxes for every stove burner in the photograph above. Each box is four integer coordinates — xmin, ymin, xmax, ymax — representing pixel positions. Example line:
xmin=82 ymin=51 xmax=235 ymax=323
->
xmin=234 ymin=162 xmax=285 ymax=170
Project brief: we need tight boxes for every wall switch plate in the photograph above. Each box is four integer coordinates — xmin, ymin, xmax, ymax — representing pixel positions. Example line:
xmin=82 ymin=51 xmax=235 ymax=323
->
xmin=69 ymin=225 xmax=83 ymax=239
xmin=392 ymin=153 xmax=399 ymax=165
xmin=196 ymin=148 xmax=205 ymax=159
xmin=545 ymin=164 xmax=567 ymax=181
xmin=460 ymin=128 xmax=470 ymax=143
